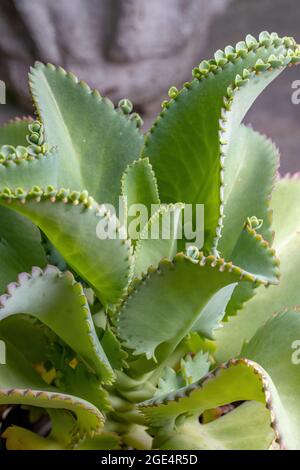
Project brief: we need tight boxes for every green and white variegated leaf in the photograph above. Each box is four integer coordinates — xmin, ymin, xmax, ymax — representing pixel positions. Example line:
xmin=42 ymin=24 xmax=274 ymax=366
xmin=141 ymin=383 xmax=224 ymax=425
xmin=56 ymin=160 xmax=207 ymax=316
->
xmin=143 ymin=33 xmax=299 ymax=251
xmin=0 ymin=205 xmax=47 ymax=292
xmin=117 ymin=252 xmax=272 ymax=373
xmin=0 ymin=338 xmax=104 ymax=442
xmin=134 ymin=203 xmax=185 ymax=279
xmin=215 ymin=176 xmax=300 ymax=362
xmin=0 ymin=187 xmax=133 ymax=307
xmin=139 ymin=359 xmax=276 ymax=450
xmin=29 ymin=62 xmax=143 ymax=208
xmin=0 ymin=265 xmax=114 ymax=383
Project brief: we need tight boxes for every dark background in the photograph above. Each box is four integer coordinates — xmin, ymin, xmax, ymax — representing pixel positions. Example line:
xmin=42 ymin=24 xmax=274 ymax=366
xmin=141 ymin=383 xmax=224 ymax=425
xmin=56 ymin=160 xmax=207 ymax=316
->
xmin=0 ymin=0 xmax=299 ymax=174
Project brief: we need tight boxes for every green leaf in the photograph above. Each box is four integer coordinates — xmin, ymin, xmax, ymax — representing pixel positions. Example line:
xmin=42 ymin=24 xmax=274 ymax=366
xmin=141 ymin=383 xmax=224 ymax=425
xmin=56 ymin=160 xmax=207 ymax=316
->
xmin=0 ymin=338 xmax=104 ymax=439
xmin=229 ymin=226 xmax=279 ymax=285
xmin=0 ymin=187 xmax=133 ymax=306
xmin=215 ymin=177 xmax=300 ymax=362
xmin=218 ymin=126 xmax=279 ymax=318
xmin=154 ymin=368 xmax=184 ymax=398
xmin=139 ymin=358 xmax=276 ymax=449
xmin=134 ymin=203 xmax=185 ymax=279
xmin=0 ymin=314 xmax=111 ymax=413
xmin=121 ymin=158 xmax=160 ymax=235
xmin=0 ymin=118 xmax=31 ymax=147
xmin=143 ymin=34 xmax=297 ymax=250
xmin=0 ymin=205 xmax=47 ymax=292
xmin=101 ymin=327 xmax=128 ymax=370
xmin=242 ymin=310 xmax=300 ymax=450
xmin=157 ymin=401 xmax=273 ymax=450
xmin=3 ymin=426 xmax=64 ymax=450
xmin=180 ymin=351 xmax=210 ymax=385
xmin=192 ymin=284 xmax=237 ymax=339
xmin=155 ymin=352 xmax=210 ymax=398
xmin=0 ymin=265 xmax=114 ymax=383
xmin=117 ymin=253 xmax=264 ymax=371
xmin=76 ymin=433 xmax=121 ymax=450
xmin=29 ymin=62 xmax=143 ymax=207
xmin=219 ymin=125 xmax=278 ymax=255
xmin=0 ymin=149 xmax=58 ymax=189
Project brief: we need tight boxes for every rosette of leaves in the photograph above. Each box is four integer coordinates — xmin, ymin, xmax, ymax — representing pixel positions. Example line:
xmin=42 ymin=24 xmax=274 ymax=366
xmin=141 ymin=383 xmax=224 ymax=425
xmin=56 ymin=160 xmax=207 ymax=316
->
xmin=0 ymin=31 xmax=300 ymax=450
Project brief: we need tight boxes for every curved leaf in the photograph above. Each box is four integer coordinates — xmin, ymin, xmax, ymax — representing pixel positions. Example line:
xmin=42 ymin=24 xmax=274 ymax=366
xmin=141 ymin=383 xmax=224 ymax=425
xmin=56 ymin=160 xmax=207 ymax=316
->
xmin=134 ymin=203 xmax=185 ymax=278
xmin=0 ymin=187 xmax=133 ymax=306
xmin=0 ymin=265 xmax=114 ymax=383
xmin=0 ymin=205 xmax=47 ymax=292
xmin=139 ymin=358 xmax=276 ymax=450
xmin=242 ymin=310 xmax=300 ymax=450
xmin=143 ymin=33 xmax=299 ymax=250
xmin=117 ymin=252 xmax=267 ymax=370
xmin=0 ymin=118 xmax=32 ymax=147
xmin=29 ymin=62 xmax=143 ymax=207
xmin=157 ymin=401 xmax=273 ymax=450
xmin=0 ymin=338 xmax=104 ymax=440
xmin=121 ymin=157 xmax=160 ymax=218
xmin=215 ymin=177 xmax=300 ymax=362
xmin=0 ymin=149 xmax=58 ymax=189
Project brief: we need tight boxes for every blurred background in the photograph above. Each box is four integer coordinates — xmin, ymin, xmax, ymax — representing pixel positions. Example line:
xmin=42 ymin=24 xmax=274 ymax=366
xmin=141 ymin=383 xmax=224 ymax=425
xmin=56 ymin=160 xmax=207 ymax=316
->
xmin=0 ymin=0 xmax=299 ymax=174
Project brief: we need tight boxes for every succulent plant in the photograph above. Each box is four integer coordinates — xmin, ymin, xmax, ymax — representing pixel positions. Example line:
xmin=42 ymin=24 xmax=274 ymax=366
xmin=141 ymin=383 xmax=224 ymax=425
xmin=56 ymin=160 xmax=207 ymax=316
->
xmin=0 ymin=31 xmax=300 ymax=450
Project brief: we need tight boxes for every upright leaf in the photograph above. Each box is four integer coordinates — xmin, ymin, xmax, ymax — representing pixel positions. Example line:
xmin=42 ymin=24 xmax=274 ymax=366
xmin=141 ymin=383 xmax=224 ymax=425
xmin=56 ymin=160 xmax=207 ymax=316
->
xmin=0 ymin=187 xmax=133 ymax=306
xmin=215 ymin=177 xmax=300 ymax=362
xmin=143 ymin=34 xmax=299 ymax=250
xmin=0 ymin=266 xmax=113 ymax=383
xmin=29 ymin=63 xmax=144 ymax=207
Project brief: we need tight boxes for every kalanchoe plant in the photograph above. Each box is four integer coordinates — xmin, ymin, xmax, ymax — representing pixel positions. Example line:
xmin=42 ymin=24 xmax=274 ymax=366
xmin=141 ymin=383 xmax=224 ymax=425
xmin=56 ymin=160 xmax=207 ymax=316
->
xmin=0 ymin=31 xmax=300 ymax=450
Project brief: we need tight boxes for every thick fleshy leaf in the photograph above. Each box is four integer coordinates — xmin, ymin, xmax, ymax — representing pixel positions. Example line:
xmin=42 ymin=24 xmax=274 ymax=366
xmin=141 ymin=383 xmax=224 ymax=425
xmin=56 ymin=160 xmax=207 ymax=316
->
xmin=215 ymin=177 xmax=300 ymax=362
xmin=134 ymin=203 xmax=184 ymax=278
xmin=192 ymin=284 xmax=236 ymax=339
xmin=242 ymin=310 xmax=300 ymax=450
xmin=139 ymin=358 xmax=276 ymax=449
xmin=117 ymin=252 xmax=268 ymax=371
xmin=0 ymin=338 xmax=104 ymax=440
xmin=0 ymin=149 xmax=58 ymax=189
xmin=76 ymin=433 xmax=121 ymax=450
xmin=3 ymin=426 xmax=64 ymax=450
xmin=29 ymin=62 xmax=143 ymax=207
xmin=219 ymin=126 xmax=279 ymax=317
xmin=157 ymin=401 xmax=273 ymax=450
xmin=0 ymin=205 xmax=47 ymax=292
xmin=0 ymin=187 xmax=133 ymax=306
xmin=155 ymin=352 xmax=210 ymax=398
xmin=121 ymin=158 xmax=160 ymax=222
xmin=0 ymin=314 xmax=111 ymax=413
xmin=0 ymin=118 xmax=31 ymax=146
xmin=143 ymin=34 xmax=299 ymax=250
xmin=219 ymin=125 xmax=278 ymax=255
xmin=0 ymin=265 xmax=114 ymax=383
